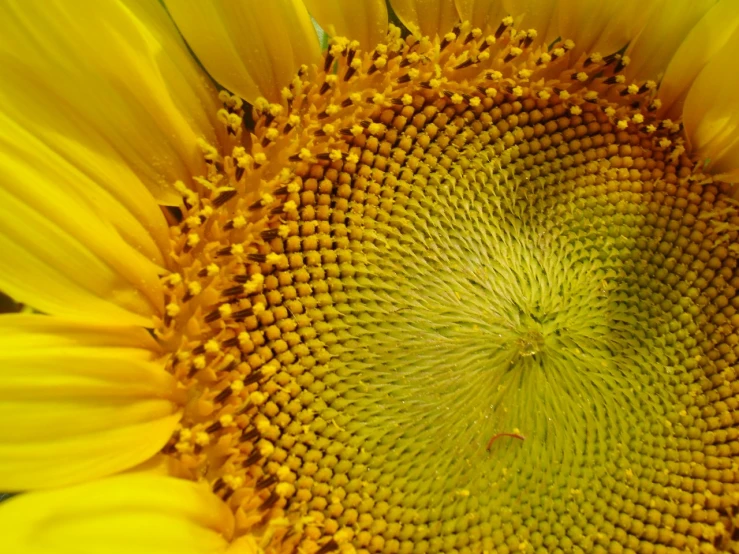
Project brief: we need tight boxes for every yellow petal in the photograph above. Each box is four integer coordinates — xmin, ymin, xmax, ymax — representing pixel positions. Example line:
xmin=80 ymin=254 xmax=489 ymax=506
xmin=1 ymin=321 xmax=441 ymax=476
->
xmin=0 ymin=134 xmax=164 ymax=326
xmin=0 ymin=473 xmax=233 ymax=554
xmin=454 ymin=0 xmax=508 ymax=32
xmin=503 ymin=0 xmax=559 ymax=45
xmin=683 ymin=26 xmax=739 ymax=183
xmin=0 ymin=315 xmax=181 ymax=491
xmin=164 ymin=0 xmax=321 ymax=104
xmin=0 ymin=0 xmax=223 ymax=207
xmin=557 ymin=0 xmax=660 ymax=59
xmin=657 ymin=0 xmax=739 ymax=119
xmin=623 ymin=0 xmax=718 ymax=82
xmin=390 ymin=0 xmax=460 ymax=38
xmin=304 ymin=0 xmax=388 ymax=50
xmin=0 ymin=112 xmax=169 ymax=268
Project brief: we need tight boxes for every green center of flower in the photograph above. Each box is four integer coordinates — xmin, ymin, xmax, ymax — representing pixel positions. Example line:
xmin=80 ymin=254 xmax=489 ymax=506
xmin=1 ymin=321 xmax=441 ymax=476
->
xmin=156 ymin=19 xmax=739 ymax=554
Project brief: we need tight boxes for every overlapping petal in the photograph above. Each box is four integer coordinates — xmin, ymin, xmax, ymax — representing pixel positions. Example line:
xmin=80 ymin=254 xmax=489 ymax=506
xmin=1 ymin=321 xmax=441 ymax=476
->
xmin=164 ymin=0 xmax=321 ymax=104
xmin=657 ymin=0 xmax=739 ymax=119
xmin=624 ymin=0 xmax=719 ymax=82
xmin=0 ymin=473 xmax=233 ymax=554
xmin=0 ymin=0 xmax=223 ymax=207
xmin=454 ymin=0 xmax=508 ymax=33
xmin=304 ymin=0 xmax=388 ymax=50
xmin=0 ymin=315 xmax=181 ymax=491
xmin=390 ymin=0 xmax=460 ymax=38
xmin=683 ymin=26 xmax=739 ymax=183
xmin=557 ymin=0 xmax=660 ymax=58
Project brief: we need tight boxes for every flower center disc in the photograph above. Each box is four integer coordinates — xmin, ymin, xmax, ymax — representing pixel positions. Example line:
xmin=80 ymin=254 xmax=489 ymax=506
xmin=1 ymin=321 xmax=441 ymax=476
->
xmin=159 ymin=20 xmax=739 ymax=554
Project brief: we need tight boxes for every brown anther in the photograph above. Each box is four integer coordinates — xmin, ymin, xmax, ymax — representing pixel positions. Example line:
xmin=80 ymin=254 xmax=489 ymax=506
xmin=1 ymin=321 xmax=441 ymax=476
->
xmin=212 ymin=189 xmax=237 ymax=208
xmin=256 ymin=474 xmax=278 ymax=491
xmin=241 ymin=428 xmax=260 ymax=442
xmin=340 ymin=98 xmax=353 ymax=108
xmin=222 ymin=359 xmax=239 ymax=372
xmin=247 ymin=253 xmax=267 ymax=263
xmin=222 ymin=285 xmax=245 ymax=297
xmin=603 ymin=53 xmax=619 ymax=66
xmin=455 ymin=59 xmax=475 ymax=70
xmin=243 ymin=370 xmax=263 ymax=385
xmin=192 ymin=344 xmax=206 ymax=355
xmin=231 ymin=308 xmax=254 ymax=320
xmin=233 ymin=274 xmax=251 ymax=283
xmin=222 ymin=337 xmax=240 ymax=348
xmin=397 ymin=73 xmax=412 ymax=83
xmin=222 ymin=488 xmax=235 ymax=502
xmin=259 ymin=491 xmax=279 ymax=511
xmin=204 ymin=310 xmax=222 ymax=323
xmin=494 ymin=21 xmax=509 ymax=39
xmin=316 ymin=539 xmax=339 ymax=554
xmin=242 ymin=451 xmax=262 ymax=466
xmin=323 ymin=53 xmax=334 ymax=73
xmin=259 ymin=229 xmax=280 ymax=241
xmin=235 ymin=165 xmax=245 ymax=181
xmin=216 ymin=246 xmax=235 ymax=256
xmin=319 ymin=81 xmax=332 ymax=95
xmin=205 ymin=421 xmax=223 ymax=433
xmin=214 ymin=386 xmax=233 ymax=403
xmin=212 ymin=477 xmax=226 ymax=493
xmin=343 ymin=67 xmax=357 ymax=81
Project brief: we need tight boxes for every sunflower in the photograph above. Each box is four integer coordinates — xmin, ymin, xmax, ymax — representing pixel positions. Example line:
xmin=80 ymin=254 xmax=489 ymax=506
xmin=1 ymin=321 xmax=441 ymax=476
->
xmin=2 ymin=0 xmax=739 ymax=552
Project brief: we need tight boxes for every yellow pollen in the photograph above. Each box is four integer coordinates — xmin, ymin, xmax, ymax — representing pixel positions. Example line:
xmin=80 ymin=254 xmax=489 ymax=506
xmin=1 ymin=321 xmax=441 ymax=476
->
xmin=186 ymin=233 xmax=200 ymax=247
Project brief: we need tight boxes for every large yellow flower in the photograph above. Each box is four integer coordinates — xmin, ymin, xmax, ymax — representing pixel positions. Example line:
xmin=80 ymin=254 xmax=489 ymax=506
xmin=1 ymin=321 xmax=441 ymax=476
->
xmin=1 ymin=0 xmax=739 ymax=552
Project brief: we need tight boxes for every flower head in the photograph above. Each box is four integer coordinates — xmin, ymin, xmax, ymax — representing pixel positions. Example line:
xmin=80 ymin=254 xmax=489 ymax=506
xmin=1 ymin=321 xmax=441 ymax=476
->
xmin=2 ymin=1 xmax=739 ymax=553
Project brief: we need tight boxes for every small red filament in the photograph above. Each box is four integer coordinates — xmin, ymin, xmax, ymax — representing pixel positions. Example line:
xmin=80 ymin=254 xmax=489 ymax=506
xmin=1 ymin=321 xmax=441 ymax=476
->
xmin=486 ymin=432 xmax=525 ymax=451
